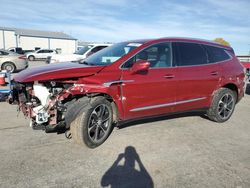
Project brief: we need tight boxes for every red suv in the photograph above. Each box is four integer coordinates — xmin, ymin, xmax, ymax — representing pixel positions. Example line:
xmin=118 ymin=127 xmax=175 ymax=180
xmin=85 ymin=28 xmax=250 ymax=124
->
xmin=9 ymin=38 xmax=245 ymax=148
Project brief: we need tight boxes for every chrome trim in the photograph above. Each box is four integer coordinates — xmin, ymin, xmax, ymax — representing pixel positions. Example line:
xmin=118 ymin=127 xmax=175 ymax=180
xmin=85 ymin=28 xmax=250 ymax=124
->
xmin=130 ymin=97 xmax=207 ymax=112
xmin=103 ymin=80 xmax=134 ymax=87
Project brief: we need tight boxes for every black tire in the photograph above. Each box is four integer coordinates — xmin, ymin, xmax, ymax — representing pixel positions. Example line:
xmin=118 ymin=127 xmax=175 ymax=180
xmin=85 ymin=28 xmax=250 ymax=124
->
xmin=1 ymin=62 xmax=16 ymax=73
xmin=207 ymin=88 xmax=237 ymax=123
xmin=70 ymin=96 xmax=114 ymax=148
xmin=28 ymin=55 xmax=35 ymax=61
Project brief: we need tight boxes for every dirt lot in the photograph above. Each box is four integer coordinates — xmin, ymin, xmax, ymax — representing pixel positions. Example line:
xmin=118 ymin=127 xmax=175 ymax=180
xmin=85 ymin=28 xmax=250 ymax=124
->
xmin=0 ymin=61 xmax=250 ymax=188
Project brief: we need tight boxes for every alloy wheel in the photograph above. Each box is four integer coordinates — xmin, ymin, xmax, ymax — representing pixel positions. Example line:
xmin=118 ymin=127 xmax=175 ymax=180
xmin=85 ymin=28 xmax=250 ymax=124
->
xmin=87 ymin=104 xmax=111 ymax=143
xmin=217 ymin=93 xmax=235 ymax=119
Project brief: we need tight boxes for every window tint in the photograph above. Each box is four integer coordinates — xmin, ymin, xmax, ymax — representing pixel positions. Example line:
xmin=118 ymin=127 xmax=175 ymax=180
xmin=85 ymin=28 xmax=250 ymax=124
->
xmin=91 ymin=46 xmax=107 ymax=53
xmin=175 ymin=42 xmax=207 ymax=66
xmin=122 ymin=43 xmax=172 ymax=68
xmin=203 ymin=45 xmax=230 ymax=63
xmin=37 ymin=50 xmax=44 ymax=53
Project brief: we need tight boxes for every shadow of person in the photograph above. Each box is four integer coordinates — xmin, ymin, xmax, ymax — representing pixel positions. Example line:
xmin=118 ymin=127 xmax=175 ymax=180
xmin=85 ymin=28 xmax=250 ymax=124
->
xmin=101 ymin=146 xmax=154 ymax=188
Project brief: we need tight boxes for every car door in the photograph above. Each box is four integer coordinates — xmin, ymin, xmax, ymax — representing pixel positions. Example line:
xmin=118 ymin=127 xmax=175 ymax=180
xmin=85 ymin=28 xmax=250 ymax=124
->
xmin=120 ymin=42 xmax=178 ymax=120
xmin=173 ymin=42 xmax=221 ymax=112
xmin=41 ymin=50 xmax=51 ymax=59
xmin=36 ymin=50 xmax=44 ymax=58
xmin=0 ymin=50 xmax=9 ymax=63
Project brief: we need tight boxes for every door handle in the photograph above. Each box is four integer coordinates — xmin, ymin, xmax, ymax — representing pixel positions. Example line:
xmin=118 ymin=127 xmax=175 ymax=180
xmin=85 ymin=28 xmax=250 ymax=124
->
xmin=164 ymin=74 xmax=175 ymax=79
xmin=210 ymin=71 xmax=219 ymax=76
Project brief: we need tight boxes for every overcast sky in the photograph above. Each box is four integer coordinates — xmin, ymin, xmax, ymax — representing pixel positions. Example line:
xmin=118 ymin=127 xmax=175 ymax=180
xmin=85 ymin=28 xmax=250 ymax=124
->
xmin=0 ymin=0 xmax=249 ymax=55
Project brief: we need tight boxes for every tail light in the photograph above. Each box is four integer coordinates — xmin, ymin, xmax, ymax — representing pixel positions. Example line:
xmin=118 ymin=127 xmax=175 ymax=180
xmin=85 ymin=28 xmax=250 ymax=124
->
xmin=18 ymin=55 xmax=27 ymax=60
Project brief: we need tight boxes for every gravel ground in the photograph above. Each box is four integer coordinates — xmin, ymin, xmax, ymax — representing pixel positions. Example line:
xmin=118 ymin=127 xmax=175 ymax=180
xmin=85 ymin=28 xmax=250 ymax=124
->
xmin=0 ymin=61 xmax=249 ymax=188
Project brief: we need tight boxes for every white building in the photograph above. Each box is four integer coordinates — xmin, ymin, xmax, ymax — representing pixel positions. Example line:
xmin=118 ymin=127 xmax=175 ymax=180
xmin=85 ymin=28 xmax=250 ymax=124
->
xmin=0 ymin=27 xmax=77 ymax=54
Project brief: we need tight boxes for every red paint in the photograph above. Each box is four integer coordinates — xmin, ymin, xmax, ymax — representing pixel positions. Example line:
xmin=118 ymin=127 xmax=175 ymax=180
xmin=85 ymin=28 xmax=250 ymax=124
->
xmin=14 ymin=62 xmax=104 ymax=82
xmin=13 ymin=38 xmax=245 ymax=121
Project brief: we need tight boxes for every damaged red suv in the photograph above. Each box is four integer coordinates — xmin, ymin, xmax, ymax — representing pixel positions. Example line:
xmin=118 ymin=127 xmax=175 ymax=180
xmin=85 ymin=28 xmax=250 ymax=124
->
xmin=9 ymin=38 xmax=245 ymax=148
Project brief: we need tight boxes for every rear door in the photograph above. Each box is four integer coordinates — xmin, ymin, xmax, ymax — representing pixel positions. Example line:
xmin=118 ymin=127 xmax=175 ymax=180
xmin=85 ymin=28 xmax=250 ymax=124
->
xmin=173 ymin=42 xmax=221 ymax=112
xmin=121 ymin=42 xmax=178 ymax=120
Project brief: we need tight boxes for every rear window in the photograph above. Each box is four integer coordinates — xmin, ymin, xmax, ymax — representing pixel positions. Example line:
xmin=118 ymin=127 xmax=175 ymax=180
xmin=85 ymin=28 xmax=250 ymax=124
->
xmin=174 ymin=42 xmax=207 ymax=66
xmin=203 ymin=45 xmax=231 ymax=63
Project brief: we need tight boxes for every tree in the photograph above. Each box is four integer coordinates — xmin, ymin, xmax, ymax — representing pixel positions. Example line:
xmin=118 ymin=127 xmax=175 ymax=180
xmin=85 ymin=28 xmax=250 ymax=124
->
xmin=213 ymin=38 xmax=231 ymax=46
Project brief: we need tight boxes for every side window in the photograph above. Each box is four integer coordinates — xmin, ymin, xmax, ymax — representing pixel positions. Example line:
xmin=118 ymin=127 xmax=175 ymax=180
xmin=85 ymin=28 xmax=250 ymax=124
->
xmin=174 ymin=42 xmax=207 ymax=66
xmin=122 ymin=43 xmax=172 ymax=68
xmin=47 ymin=50 xmax=53 ymax=53
xmin=203 ymin=45 xmax=230 ymax=63
xmin=91 ymin=47 xmax=99 ymax=53
xmin=91 ymin=46 xmax=107 ymax=53
xmin=98 ymin=46 xmax=108 ymax=51
xmin=37 ymin=50 xmax=44 ymax=53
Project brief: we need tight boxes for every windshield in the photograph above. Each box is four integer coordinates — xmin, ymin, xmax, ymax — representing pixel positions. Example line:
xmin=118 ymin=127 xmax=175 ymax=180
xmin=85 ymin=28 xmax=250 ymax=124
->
xmin=81 ymin=42 xmax=142 ymax=65
xmin=75 ymin=45 xmax=93 ymax=55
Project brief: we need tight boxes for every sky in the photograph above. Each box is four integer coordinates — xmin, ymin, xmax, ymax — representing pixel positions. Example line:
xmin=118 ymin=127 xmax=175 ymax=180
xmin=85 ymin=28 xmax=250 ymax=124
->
xmin=0 ymin=0 xmax=249 ymax=55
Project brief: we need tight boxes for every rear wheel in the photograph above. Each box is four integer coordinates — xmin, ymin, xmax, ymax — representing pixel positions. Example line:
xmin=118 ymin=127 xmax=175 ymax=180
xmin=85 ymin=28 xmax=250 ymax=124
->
xmin=207 ymin=88 xmax=236 ymax=122
xmin=2 ymin=62 xmax=16 ymax=73
xmin=28 ymin=55 xmax=35 ymax=61
xmin=70 ymin=96 xmax=114 ymax=148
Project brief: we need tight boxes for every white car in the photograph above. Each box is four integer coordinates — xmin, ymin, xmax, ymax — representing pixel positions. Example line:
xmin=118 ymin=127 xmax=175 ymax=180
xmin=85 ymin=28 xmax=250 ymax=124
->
xmin=46 ymin=43 xmax=112 ymax=64
xmin=26 ymin=49 xmax=57 ymax=61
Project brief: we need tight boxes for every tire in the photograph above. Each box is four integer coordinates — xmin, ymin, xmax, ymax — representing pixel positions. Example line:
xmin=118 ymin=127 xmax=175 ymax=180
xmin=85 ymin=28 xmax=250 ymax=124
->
xmin=207 ymin=88 xmax=237 ymax=123
xmin=1 ymin=62 xmax=16 ymax=73
xmin=28 ymin=55 xmax=35 ymax=61
xmin=70 ymin=96 xmax=114 ymax=148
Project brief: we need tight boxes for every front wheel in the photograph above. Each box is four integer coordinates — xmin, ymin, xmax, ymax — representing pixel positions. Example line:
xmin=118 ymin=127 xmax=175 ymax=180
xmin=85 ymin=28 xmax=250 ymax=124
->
xmin=70 ymin=97 xmax=114 ymax=148
xmin=207 ymin=88 xmax=237 ymax=123
xmin=2 ymin=62 xmax=16 ymax=73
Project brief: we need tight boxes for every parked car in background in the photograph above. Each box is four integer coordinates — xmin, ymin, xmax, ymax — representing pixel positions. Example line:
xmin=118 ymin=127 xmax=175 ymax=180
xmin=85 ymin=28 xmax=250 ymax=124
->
xmin=23 ymin=50 xmax=35 ymax=54
xmin=26 ymin=49 xmax=57 ymax=61
xmin=46 ymin=43 xmax=112 ymax=64
xmin=237 ymin=56 xmax=250 ymax=81
xmin=9 ymin=38 xmax=244 ymax=148
xmin=0 ymin=49 xmax=28 ymax=73
xmin=8 ymin=47 xmax=25 ymax=54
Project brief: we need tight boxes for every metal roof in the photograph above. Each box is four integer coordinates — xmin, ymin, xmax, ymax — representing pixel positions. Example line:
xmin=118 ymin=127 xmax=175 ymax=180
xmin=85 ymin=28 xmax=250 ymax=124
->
xmin=0 ymin=26 xmax=76 ymax=40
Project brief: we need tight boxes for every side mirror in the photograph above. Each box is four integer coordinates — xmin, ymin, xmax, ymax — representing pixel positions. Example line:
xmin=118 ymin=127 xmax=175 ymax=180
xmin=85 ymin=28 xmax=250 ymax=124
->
xmin=131 ymin=60 xmax=150 ymax=74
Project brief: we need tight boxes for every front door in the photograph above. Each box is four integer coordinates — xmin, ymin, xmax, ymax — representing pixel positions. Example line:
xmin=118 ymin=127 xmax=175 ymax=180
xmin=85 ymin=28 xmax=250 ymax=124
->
xmin=120 ymin=42 xmax=178 ymax=120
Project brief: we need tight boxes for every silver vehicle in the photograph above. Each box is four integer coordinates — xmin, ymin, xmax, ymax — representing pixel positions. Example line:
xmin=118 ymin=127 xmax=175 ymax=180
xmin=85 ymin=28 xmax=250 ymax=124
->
xmin=26 ymin=49 xmax=57 ymax=61
xmin=46 ymin=43 xmax=112 ymax=64
xmin=0 ymin=49 xmax=28 ymax=73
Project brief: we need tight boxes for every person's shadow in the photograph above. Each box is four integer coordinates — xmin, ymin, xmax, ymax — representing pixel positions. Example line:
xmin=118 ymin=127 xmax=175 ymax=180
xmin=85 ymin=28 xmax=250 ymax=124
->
xmin=101 ymin=146 xmax=154 ymax=188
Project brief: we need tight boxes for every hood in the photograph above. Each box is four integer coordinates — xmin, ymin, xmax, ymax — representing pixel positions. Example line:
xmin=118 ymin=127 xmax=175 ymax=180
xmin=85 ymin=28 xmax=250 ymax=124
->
xmin=14 ymin=62 xmax=104 ymax=82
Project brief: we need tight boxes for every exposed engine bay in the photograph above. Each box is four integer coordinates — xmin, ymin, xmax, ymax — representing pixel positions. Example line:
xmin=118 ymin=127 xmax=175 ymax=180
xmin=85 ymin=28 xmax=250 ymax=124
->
xmin=9 ymin=80 xmax=79 ymax=132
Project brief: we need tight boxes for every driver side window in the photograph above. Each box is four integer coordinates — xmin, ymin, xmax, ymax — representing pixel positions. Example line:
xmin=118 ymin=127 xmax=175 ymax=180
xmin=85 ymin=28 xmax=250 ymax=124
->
xmin=122 ymin=42 xmax=172 ymax=68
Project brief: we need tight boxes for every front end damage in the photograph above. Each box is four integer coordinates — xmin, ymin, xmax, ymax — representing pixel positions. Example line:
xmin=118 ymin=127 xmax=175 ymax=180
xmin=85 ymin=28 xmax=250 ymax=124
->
xmin=8 ymin=80 xmax=84 ymax=132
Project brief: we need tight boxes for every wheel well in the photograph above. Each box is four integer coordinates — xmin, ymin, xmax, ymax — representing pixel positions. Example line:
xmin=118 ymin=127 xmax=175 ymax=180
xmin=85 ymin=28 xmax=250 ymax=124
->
xmin=1 ymin=61 xmax=16 ymax=70
xmin=28 ymin=55 xmax=35 ymax=58
xmin=87 ymin=93 xmax=119 ymax=123
xmin=222 ymin=83 xmax=238 ymax=99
